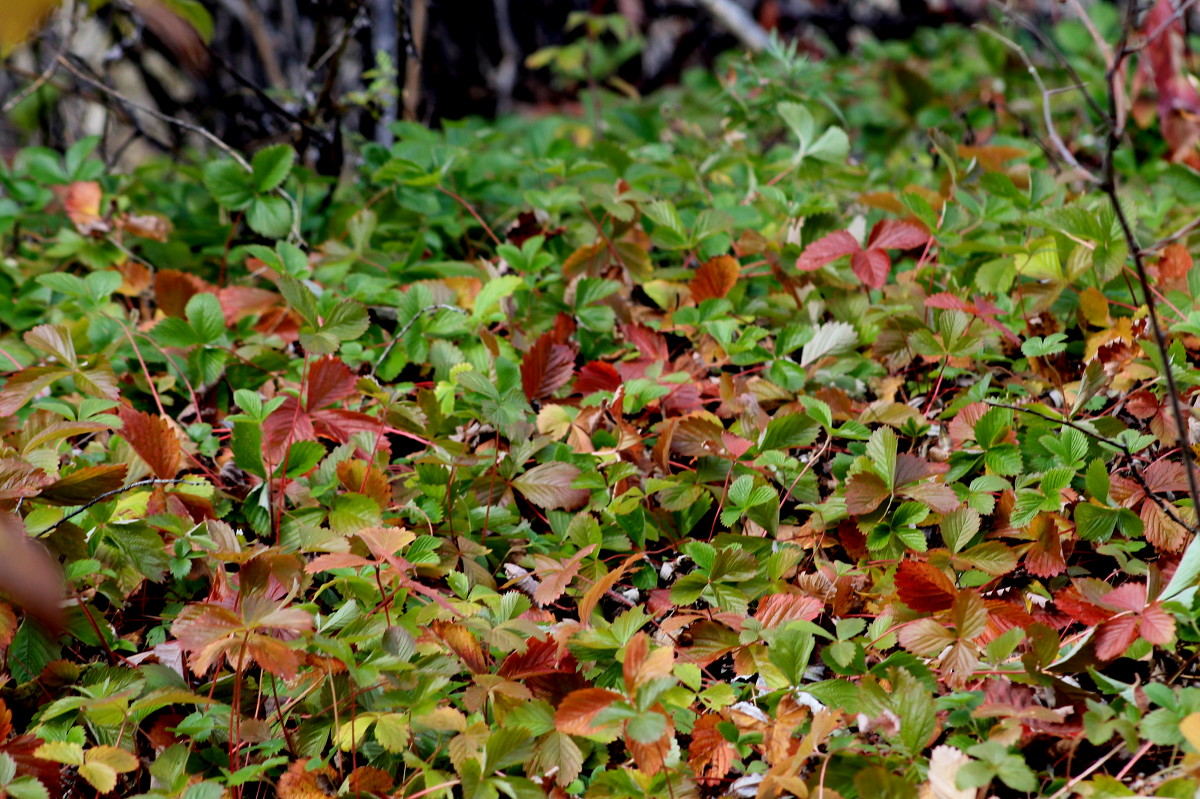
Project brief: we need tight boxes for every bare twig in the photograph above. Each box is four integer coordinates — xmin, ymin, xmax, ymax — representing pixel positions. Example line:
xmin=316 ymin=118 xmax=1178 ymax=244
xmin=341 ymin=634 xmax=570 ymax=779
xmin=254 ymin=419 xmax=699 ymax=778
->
xmin=1125 ymin=0 xmax=1199 ymax=55
xmin=977 ymin=26 xmax=1101 ymax=183
xmin=32 ymin=478 xmax=208 ymax=537
xmin=371 ymin=304 xmax=468 ymax=377
xmin=1 ymin=5 xmax=78 ymax=116
xmin=55 ymin=55 xmax=305 ymax=245
xmin=1096 ymin=1 xmax=1200 ymax=535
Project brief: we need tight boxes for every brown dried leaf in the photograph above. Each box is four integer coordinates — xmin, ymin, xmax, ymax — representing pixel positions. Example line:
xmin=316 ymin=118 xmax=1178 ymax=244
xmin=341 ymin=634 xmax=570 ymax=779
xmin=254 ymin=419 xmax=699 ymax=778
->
xmin=118 ymin=405 xmax=181 ymax=479
xmin=37 ymin=464 xmax=128 ymax=506
xmin=689 ymin=255 xmax=739 ymax=302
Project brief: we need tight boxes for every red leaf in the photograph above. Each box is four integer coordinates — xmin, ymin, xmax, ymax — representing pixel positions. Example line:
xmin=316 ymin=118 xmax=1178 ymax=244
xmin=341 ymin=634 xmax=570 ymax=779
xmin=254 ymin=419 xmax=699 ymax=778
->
xmin=754 ymin=593 xmax=823 ymax=628
xmin=521 ymin=332 xmax=577 ymax=402
xmin=925 ymin=292 xmax=969 ymax=311
xmin=0 ymin=517 xmax=63 ymax=631
xmin=868 ymin=218 xmax=930 ymax=251
xmin=621 ymin=324 xmax=670 ymax=362
xmin=851 ymin=248 xmax=893 ymax=289
xmin=1094 ymin=615 xmax=1140 ymax=660
xmin=721 ymin=431 xmax=752 ymax=459
xmin=311 ymin=408 xmax=382 ymax=443
xmin=305 ymin=356 xmax=359 ymax=409
xmin=1139 ymin=603 xmax=1177 ymax=646
xmin=1024 ymin=515 xmax=1067 ymax=578
xmin=1054 ymin=584 xmax=1114 ymax=626
xmin=262 ymin=395 xmax=317 ymax=461
xmin=498 ymin=637 xmax=572 ymax=680
xmin=549 ymin=312 xmax=577 ymax=345
xmin=154 ymin=270 xmax=207 ymax=318
xmin=531 ymin=545 xmax=596 ymax=606
xmin=795 ymin=230 xmax=860 ymax=271
xmin=575 ymin=361 xmax=623 ymax=394
xmin=555 ymin=688 xmax=623 ymax=735
xmin=895 ymin=560 xmax=958 ymax=612
xmin=690 ymin=255 xmax=740 ymax=302
xmin=118 ymin=405 xmax=181 ymax=479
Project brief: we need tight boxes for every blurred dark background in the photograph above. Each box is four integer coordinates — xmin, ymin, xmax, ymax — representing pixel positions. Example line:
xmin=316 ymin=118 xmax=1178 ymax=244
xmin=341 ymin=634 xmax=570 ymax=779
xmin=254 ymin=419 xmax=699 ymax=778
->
xmin=1 ymin=0 xmax=1056 ymax=173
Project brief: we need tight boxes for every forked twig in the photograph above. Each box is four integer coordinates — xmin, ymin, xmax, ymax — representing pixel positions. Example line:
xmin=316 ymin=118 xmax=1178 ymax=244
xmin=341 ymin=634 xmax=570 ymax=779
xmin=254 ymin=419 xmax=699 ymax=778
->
xmin=54 ymin=55 xmax=305 ymax=245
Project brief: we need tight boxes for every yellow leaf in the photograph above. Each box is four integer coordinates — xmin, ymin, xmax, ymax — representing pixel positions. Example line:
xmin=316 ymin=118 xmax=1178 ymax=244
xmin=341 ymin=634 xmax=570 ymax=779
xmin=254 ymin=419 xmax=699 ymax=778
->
xmin=1180 ymin=712 xmax=1200 ymax=752
xmin=1078 ymin=287 xmax=1110 ymax=327
xmin=0 ymin=0 xmax=59 ymax=55
xmin=78 ymin=763 xmax=118 ymax=794
xmin=34 ymin=740 xmax=84 ymax=767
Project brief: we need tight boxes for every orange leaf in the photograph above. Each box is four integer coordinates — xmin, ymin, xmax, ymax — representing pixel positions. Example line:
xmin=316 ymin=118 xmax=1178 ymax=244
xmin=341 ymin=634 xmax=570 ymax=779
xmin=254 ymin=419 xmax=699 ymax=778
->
xmin=579 ymin=553 xmax=641 ymax=625
xmin=690 ymin=255 xmax=739 ymax=302
xmin=429 ymin=620 xmax=488 ymax=673
xmin=555 ymin=688 xmax=623 ymax=735
xmin=688 ymin=713 xmax=733 ymax=785
xmin=532 ymin=544 xmax=595 ymax=606
xmin=895 ymin=560 xmax=957 ymax=612
xmin=754 ymin=593 xmax=823 ymax=628
xmin=118 ymin=405 xmax=181 ymax=479
xmin=37 ymin=464 xmax=128 ymax=506
xmin=62 ymin=181 xmax=105 ymax=234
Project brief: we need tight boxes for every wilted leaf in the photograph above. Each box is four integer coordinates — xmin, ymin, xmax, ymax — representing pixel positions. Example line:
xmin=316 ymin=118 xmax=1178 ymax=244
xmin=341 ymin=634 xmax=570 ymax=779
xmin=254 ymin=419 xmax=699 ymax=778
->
xmin=118 ymin=405 xmax=181 ymax=479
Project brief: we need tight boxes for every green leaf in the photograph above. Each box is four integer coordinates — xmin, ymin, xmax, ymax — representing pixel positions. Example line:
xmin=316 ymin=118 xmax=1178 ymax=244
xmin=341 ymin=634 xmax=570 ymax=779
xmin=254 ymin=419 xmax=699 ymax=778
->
xmin=1075 ymin=502 xmax=1119 ymax=542
xmin=320 ymin=299 xmax=370 ymax=343
xmin=152 ymin=317 xmax=201 ymax=349
xmin=246 ymin=195 xmax=292 ymax=238
xmin=202 ymin=160 xmax=254 ymax=210
xmin=1085 ymin=458 xmax=1111 ymax=504
xmin=941 ymin=506 xmax=980 ymax=553
xmin=625 ymin=711 xmax=666 ymax=744
xmin=865 ymin=427 xmax=897 ymax=490
xmin=373 ymin=713 xmax=409 ymax=753
xmin=1164 ymin=530 xmax=1200 ymax=603
xmin=472 ymin=275 xmax=524 ymax=321
xmin=893 ymin=670 xmax=936 ymax=756
xmin=9 ymin=620 xmax=60 ymax=683
xmin=277 ymin=276 xmax=320 ymax=328
xmin=185 ymin=293 xmax=225 ymax=344
xmin=768 ymin=622 xmax=815 ymax=686
xmin=251 ymin=144 xmax=296 ymax=193
xmin=760 ymin=413 xmax=819 ymax=451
